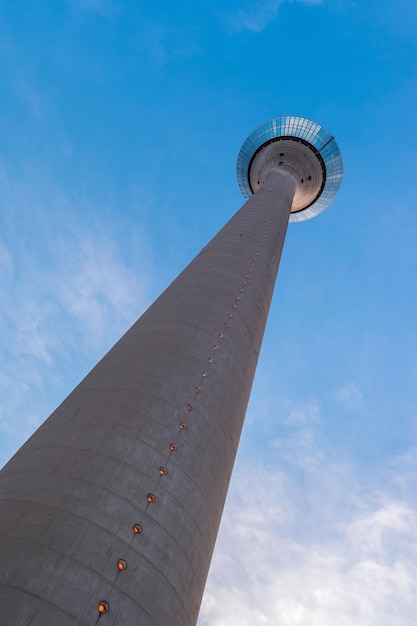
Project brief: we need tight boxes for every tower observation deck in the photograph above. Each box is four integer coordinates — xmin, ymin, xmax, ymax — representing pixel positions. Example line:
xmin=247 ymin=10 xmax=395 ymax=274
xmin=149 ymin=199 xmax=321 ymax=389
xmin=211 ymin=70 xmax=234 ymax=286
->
xmin=237 ymin=116 xmax=343 ymax=221
xmin=0 ymin=117 xmax=342 ymax=625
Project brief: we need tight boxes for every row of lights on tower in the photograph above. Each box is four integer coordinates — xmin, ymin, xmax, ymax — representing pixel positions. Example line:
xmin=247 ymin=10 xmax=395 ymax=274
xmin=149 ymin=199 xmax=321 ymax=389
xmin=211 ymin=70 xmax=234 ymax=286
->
xmin=97 ymin=214 xmax=276 ymax=618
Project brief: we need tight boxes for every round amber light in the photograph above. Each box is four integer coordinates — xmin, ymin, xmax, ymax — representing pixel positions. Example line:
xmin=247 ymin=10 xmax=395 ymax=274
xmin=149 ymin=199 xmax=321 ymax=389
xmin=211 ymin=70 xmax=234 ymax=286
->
xmin=179 ymin=422 xmax=186 ymax=430
xmin=159 ymin=466 xmax=167 ymax=475
xmin=133 ymin=523 xmax=142 ymax=534
xmin=147 ymin=493 xmax=155 ymax=503
xmin=117 ymin=559 xmax=127 ymax=571
xmin=98 ymin=601 xmax=109 ymax=614
xmin=169 ymin=443 xmax=177 ymax=451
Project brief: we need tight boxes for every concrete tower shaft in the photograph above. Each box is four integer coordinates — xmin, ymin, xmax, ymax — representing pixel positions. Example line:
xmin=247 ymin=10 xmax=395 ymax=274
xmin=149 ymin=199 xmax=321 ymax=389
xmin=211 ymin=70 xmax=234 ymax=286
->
xmin=0 ymin=117 xmax=342 ymax=626
xmin=0 ymin=169 xmax=296 ymax=625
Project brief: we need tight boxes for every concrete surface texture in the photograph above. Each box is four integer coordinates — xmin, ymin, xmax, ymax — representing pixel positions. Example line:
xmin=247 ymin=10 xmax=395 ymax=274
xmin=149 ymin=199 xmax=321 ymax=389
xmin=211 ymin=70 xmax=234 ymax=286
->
xmin=0 ymin=167 xmax=296 ymax=625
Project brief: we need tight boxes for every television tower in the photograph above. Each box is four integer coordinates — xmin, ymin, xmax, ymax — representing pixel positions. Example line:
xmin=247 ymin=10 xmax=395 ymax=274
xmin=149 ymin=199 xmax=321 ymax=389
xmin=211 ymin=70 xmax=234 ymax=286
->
xmin=0 ymin=117 xmax=342 ymax=625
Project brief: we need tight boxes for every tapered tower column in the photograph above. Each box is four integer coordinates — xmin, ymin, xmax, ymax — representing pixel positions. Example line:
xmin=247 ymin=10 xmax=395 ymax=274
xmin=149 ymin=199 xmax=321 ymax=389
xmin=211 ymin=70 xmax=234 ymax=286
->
xmin=0 ymin=117 xmax=342 ymax=626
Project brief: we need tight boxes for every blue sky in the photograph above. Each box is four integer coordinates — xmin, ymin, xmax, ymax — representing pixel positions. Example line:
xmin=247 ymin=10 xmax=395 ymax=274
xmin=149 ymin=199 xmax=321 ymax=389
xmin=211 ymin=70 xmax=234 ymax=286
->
xmin=1 ymin=0 xmax=417 ymax=623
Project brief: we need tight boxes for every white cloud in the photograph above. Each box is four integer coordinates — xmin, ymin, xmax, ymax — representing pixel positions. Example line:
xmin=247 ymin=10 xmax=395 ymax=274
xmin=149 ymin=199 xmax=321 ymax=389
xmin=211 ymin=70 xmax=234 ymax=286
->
xmin=198 ymin=451 xmax=417 ymax=625
xmin=0 ymin=241 xmax=13 ymax=277
xmin=1 ymin=228 xmax=149 ymax=362
xmin=334 ymin=382 xmax=364 ymax=411
xmin=246 ymin=391 xmax=321 ymax=431
xmin=229 ymin=0 xmax=322 ymax=33
xmin=56 ymin=233 xmax=150 ymax=348
xmin=272 ymin=426 xmax=326 ymax=471
xmin=0 ymin=208 xmax=152 ymax=465
xmin=285 ymin=399 xmax=322 ymax=427
xmin=247 ymin=393 xmax=324 ymax=470
xmin=230 ymin=0 xmax=282 ymax=33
